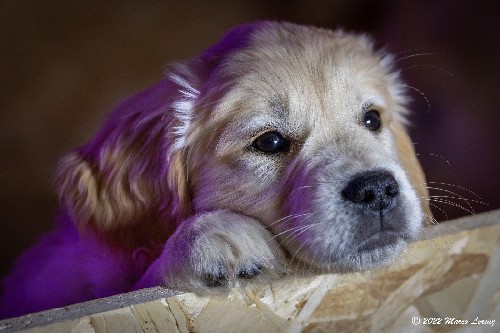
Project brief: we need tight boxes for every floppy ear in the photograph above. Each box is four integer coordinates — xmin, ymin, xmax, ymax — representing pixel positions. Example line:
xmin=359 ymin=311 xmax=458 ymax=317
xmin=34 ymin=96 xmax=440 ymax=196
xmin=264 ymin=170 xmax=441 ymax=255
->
xmin=54 ymin=74 xmax=197 ymax=245
xmin=390 ymin=120 xmax=432 ymax=218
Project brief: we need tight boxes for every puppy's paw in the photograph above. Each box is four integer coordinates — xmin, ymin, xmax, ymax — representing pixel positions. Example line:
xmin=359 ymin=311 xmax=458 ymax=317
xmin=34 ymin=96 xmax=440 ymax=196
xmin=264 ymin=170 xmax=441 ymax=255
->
xmin=137 ymin=210 xmax=287 ymax=294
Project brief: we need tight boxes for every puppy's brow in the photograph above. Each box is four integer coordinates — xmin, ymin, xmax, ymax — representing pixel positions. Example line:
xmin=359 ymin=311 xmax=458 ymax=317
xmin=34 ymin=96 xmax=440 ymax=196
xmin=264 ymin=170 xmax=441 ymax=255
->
xmin=361 ymin=101 xmax=375 ymax=110
xmin=268 ymin=98 xmax=289 ymax=120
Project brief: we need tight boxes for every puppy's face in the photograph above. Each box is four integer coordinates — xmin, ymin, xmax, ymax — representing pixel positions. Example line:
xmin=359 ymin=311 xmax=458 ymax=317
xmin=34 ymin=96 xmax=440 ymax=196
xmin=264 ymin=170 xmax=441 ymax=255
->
xmin=184 ymin=23 xmax=427 ymax=271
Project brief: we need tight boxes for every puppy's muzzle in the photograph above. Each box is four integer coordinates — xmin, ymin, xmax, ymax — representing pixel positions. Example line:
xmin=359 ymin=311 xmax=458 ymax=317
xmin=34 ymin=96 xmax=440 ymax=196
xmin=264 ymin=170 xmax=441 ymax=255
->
xmin=342 ymin=170 xmax=399 ymax=213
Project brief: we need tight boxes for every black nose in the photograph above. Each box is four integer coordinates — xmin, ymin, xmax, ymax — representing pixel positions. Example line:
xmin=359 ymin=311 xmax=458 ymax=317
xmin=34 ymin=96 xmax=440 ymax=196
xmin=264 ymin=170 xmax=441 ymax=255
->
xmin=341 ymin=170 xmax=399 ymax=212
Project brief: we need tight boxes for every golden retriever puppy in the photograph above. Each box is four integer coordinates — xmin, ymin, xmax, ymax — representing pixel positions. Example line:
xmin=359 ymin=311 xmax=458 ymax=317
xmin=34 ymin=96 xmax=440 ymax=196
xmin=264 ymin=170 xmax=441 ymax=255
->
xmin=0 ymin=21 xmax=429 ymax=317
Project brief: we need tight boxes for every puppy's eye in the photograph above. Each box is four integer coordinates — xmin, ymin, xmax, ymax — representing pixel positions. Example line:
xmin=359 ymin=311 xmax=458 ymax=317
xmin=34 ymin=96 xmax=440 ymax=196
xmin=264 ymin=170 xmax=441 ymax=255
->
xmin=252 ymin=131 xmax=290 ymax=154
xmin=363 ymin=110 xmax=381 ymax=131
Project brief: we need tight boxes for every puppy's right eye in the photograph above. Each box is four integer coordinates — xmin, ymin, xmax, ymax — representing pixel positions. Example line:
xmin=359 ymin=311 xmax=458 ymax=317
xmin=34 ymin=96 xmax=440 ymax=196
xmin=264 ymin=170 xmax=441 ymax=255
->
xmin=363 ymin=110 xmax=381 ymax=131
xmin=252 ymin=131 xmax=290 ymax=154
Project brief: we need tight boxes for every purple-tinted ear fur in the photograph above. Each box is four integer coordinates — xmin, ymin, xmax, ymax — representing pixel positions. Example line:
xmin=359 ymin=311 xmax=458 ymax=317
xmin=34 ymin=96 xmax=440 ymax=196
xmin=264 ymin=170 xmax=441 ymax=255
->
xmin=54 ymin=76 xmax=195 ymax=250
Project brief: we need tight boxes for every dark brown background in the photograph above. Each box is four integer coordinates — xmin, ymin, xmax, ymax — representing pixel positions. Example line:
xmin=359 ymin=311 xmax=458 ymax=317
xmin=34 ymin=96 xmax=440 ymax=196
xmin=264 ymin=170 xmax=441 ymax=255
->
xmin=1 ymin=1 xmax=499 ymax=278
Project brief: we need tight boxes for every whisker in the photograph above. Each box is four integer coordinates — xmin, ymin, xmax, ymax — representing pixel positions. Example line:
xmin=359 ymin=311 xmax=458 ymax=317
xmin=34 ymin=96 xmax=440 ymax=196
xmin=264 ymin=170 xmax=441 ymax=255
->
xmin=271 ymin=222 xmax=319 ymax=243
xmin=425 ymin=211 xmax=440 ymax=225
xmin=427 ymin=198 xmax=475 ymax=215
xmin=424 ymin=195 xmax=476 ymax=216
xmin=428 ymin=202 xmax=449 ymax=220
xmin=416 ymin=181 xmax=487 ymax=219
xmin=425 ymin=185 xmax=487 ymax=214
xmin=286 ymin=225 xmax=326 ymax=272
xmin=267 ymin=212 xmax=315 ymax=228
xmin=400 ymin=64 xmax=455 ymax=77
xmin=394 ymin=48 xmax=427 ymax=57
xmin=427 ymin=181 xmax=484 ymax=200
xmin=266 ymin=214 xmax=296 ymax=229
xmin=288 ymin=243 xmax=306 ymax=272
xmin=394 ymin=52 xmax=438 ymax=62
xmin=290 ymin=243 xmax=309 ymax=272
xmin=424 ymin=195 xmax=486 ymax=206
xmin=280 ymin=228 xmax=317 ymax=260
xmin=294 ymin=238 xmax=327 ymax=273
xmin=402 ymin=84 xmax=431 ymax=112
xmin=276 ymin=215 xmax=321 ymax=247
xmin=307 ymin=246 xmax=326 ymax=274
xmin=417 ymin=184 xmax=463 ymax=198
xmin=289 ymin=185 xmax=315 ymax=195
xmin=416 ymin=153 xmax=453 ymax=166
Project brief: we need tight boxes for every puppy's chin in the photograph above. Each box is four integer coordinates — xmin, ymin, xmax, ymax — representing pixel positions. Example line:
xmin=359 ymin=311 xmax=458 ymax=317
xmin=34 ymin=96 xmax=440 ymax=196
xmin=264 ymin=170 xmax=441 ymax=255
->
xmin=334 ymin=235 xmax=408 ymax=271
xmin=302 ymin=235 xmax=409 ymax=273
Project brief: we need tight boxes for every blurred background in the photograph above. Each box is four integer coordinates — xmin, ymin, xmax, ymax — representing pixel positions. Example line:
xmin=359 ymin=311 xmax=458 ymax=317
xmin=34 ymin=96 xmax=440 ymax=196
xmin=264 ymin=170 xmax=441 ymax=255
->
xmin=1 ymin=0 xmax=499 ymax=278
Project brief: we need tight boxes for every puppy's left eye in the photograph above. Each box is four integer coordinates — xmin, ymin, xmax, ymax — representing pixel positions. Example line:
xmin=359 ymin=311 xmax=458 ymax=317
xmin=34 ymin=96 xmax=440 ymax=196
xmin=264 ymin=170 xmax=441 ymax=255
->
xmin=363 ymin=110 xmax=381 ymax=131
xmin=252 ymin=131 xmax=290 ymax=154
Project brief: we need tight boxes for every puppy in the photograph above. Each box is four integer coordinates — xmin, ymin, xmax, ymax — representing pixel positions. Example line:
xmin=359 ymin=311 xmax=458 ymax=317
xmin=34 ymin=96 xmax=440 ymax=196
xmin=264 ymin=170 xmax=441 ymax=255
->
xmin=0 ymin=21 xmax=430 ymax=318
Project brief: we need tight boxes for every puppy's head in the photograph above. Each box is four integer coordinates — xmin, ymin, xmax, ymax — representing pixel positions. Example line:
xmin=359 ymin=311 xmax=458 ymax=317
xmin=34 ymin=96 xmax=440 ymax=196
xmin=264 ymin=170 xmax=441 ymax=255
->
xmin=184 ymin=22 xmax=430 ymax=271
xmin=55 ymin=21 xmax=429 ymax=270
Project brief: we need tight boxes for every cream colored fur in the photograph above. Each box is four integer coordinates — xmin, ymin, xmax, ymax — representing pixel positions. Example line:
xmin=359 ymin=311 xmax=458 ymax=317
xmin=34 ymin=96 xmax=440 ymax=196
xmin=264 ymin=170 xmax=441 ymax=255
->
xmin=57 ymin=22 xmax=430 ymax=294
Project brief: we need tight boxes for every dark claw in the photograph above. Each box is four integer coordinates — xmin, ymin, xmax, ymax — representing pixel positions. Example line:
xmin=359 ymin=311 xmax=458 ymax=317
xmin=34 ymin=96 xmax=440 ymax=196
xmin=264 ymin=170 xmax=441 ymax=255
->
xmin=237 ymin=265 xmax=263 ymax=279
xmin=204 ymin=271 xmax=229 ymax=287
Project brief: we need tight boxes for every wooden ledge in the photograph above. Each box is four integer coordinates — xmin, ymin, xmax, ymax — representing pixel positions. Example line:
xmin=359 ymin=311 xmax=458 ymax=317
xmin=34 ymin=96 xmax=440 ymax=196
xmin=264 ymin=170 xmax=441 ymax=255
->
xmin=1 ymin=209 xmax=499 ymax=332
